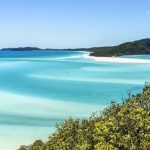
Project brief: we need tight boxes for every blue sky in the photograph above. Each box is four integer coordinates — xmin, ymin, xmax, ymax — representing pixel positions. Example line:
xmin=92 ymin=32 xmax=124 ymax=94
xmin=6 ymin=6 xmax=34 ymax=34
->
xmin=0 ymin=0 xmax=150 ymax=48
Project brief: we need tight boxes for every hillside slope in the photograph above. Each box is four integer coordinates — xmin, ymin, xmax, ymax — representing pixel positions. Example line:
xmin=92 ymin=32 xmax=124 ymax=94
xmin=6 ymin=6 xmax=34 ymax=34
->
xmin=1 ymin=39 xmax=150 ymax=57
xmin=89 ymin=38 xmax=150 ymax=57
xmin=18 ymin=83 xmax=150 ymax=150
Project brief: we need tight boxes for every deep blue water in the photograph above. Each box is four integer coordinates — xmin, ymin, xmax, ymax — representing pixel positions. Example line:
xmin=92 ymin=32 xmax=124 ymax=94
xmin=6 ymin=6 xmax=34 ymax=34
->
xmin=0 ymin=50 xmax=150 ymax=150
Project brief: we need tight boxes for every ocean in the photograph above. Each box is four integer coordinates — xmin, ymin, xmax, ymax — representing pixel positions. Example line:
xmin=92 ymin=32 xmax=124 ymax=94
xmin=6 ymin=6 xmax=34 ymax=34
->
xmin=0 ymin=50 xmax=150 ymax=150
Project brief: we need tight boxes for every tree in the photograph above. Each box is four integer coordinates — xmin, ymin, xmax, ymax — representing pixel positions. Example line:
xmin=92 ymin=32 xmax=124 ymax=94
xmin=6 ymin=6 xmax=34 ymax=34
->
xmin=18 ymin=85 xmax=150 ymax=150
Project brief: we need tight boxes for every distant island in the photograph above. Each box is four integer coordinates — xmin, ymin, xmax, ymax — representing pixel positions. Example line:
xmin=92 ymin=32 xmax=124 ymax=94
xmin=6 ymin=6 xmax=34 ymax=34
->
xmin=1 ymin=38 xmax=150 ymax=57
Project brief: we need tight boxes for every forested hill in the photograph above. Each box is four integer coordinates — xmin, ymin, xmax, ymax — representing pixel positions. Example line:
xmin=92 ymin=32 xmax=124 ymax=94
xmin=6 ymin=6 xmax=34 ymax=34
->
xmin=1 ymin=38 xmax=150 ymax=57
xmin=89 ymin=38 xmax=150 ymax=57
xmin=1 ymin=47 xmax=42 ymax=51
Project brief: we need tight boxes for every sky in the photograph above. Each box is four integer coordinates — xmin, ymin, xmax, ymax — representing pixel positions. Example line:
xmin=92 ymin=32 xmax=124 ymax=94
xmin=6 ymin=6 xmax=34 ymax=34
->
xmin=0 ymin=0 xmax=150 ymax=49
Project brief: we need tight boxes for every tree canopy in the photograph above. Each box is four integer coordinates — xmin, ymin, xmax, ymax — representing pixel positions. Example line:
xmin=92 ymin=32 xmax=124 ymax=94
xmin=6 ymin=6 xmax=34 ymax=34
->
xmin=89 ymin=38 xmax=150 ymax=57
xmin=18 ymin=83 xmax=150 ymax=150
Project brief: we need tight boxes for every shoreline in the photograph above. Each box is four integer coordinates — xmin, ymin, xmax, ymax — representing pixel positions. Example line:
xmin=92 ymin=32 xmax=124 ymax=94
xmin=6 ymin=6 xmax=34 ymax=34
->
xmin=84 ymin=53 xmax=150 ymax=64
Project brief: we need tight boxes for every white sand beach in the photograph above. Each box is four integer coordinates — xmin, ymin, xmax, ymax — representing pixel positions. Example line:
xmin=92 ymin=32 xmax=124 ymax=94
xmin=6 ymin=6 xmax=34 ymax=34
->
xmin=84 ymin=54 xmax=150 ymax=64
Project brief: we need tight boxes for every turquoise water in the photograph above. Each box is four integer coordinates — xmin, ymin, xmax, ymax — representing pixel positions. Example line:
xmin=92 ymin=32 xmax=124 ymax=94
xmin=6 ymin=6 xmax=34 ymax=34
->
xmin=0 ymin=51 xmax=150 ymax=150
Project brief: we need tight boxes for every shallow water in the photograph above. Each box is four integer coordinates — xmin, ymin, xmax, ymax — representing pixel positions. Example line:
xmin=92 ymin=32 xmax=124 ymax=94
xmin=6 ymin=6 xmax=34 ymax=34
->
xmin=0 ymin=51 xmax=150 ymax=150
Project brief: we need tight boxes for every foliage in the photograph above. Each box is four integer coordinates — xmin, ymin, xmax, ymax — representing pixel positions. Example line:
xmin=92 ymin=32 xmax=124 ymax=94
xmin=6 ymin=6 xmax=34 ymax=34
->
xmin=18 ymin=84 xmax=150 ymax=150
xmin=2 ymin=39 xmax=150 ymax=57
xmin=88 ymin=38 xmax=150 ymax=57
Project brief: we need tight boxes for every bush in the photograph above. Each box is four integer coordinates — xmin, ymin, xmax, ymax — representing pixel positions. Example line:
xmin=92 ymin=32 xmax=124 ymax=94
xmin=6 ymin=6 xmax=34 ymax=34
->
xmin=18 ymin=84 xmax=150 ymax=150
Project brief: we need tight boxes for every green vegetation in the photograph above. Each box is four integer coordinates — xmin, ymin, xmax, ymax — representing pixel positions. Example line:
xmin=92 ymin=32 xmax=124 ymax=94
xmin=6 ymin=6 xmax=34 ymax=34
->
xmin=18 ymin=83 xmax=150 ymax=150
xmin=1 ymin=47 xmax=41 ymax=51
xmin=88 ymin=38 xmax=150 ymax=57
xmin=2 ymin=38 xmax=150 ymax=57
